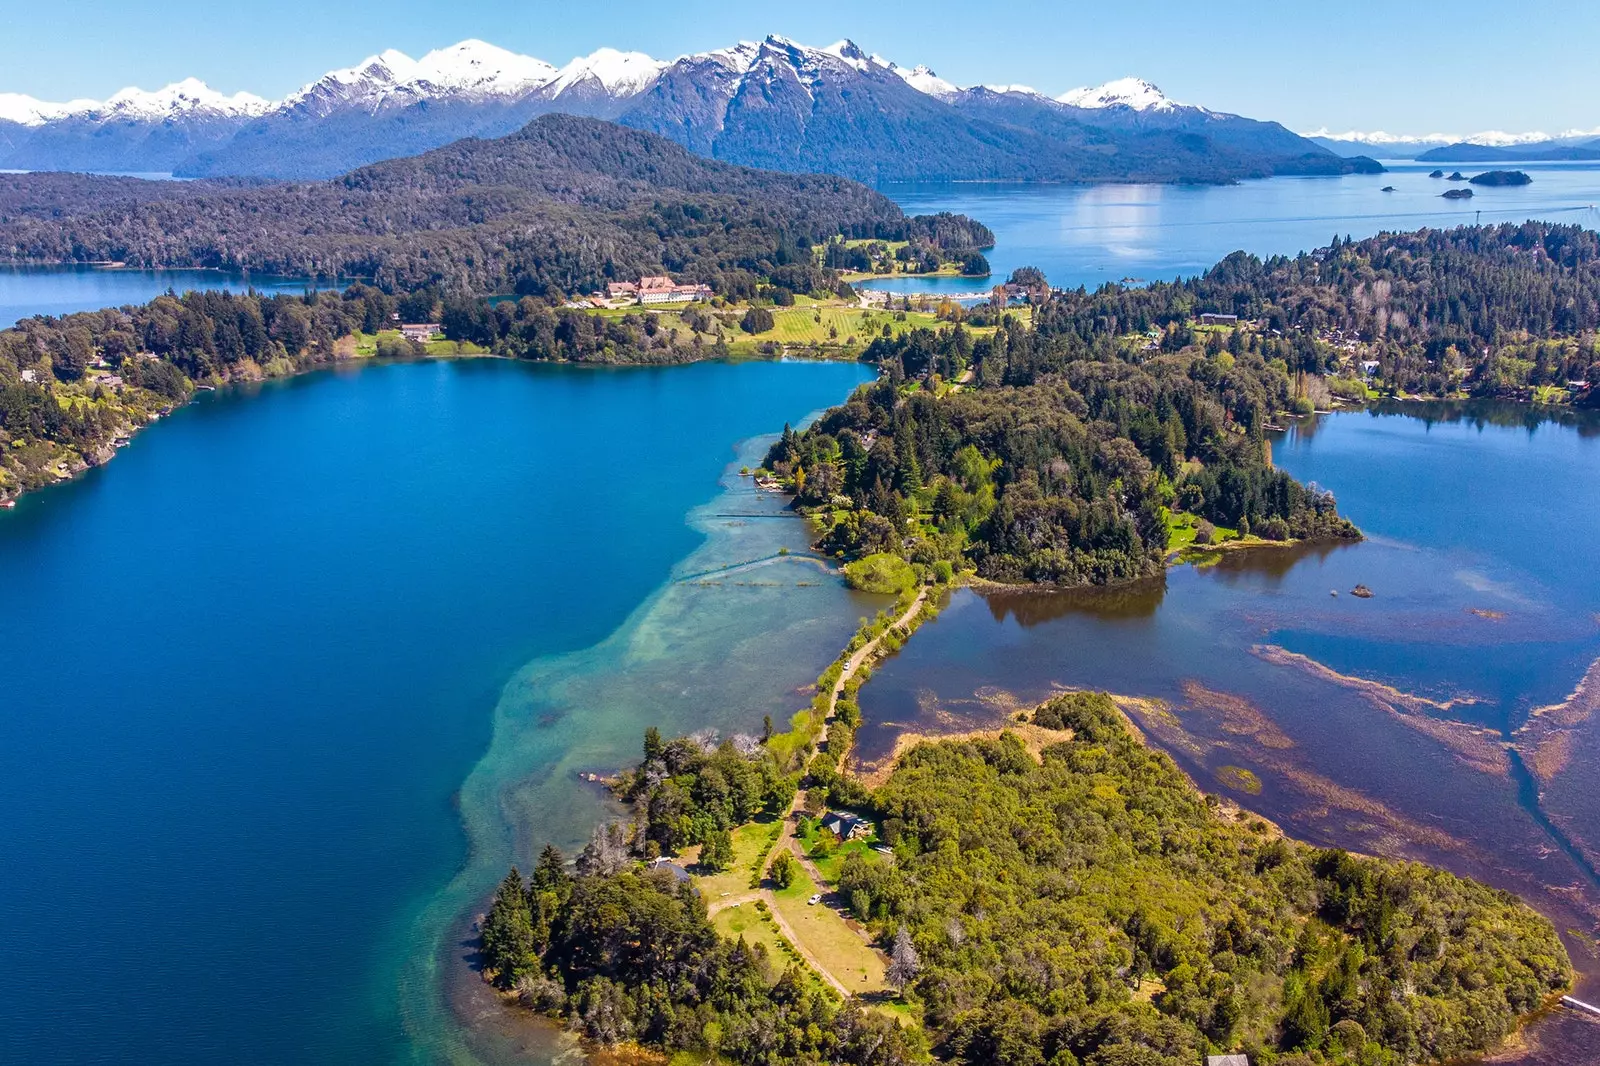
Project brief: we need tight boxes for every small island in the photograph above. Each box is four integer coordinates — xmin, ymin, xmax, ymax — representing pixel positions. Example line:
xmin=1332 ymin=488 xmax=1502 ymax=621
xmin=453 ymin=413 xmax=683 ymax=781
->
xmin=1470 ymin=169 xmax=1533 ymax=186
xmin=1447 ymin=171 xmax=1468 ymax=181
xmin=1442 ymin=187 xmax=1474 ymax=199
xmin=1428 ymin=169 xmax=1445 ymax=178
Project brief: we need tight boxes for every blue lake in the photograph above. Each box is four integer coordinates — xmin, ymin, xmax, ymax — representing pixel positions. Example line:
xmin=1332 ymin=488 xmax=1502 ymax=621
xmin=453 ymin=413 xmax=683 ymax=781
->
xmin=5 ymin=163 xmax=1600 ymax=1066
xmin=0 ymin=264 xmax=322 ymax=328
xmin=0 ymin=357 xmax=876 ymax=1065
xmin=869 ymin=161 xmax=1600 ymax=294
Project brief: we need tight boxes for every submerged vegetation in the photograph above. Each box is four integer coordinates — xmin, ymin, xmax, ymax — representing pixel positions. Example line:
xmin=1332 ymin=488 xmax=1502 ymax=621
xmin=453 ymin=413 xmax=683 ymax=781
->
xmin=479 ymin=691 xmax=1570 ymax=1065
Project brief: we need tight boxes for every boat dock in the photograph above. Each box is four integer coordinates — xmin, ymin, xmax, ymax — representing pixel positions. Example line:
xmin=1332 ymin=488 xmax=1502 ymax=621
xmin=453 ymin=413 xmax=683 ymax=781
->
xmin=1561 ymin=995 xmax=1600 ymax=1018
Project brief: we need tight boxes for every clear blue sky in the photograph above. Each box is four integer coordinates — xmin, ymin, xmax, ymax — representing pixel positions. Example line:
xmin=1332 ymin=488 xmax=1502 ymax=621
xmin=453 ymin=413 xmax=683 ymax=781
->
xmin=3 ymin=0 xmax=1596 ymax=134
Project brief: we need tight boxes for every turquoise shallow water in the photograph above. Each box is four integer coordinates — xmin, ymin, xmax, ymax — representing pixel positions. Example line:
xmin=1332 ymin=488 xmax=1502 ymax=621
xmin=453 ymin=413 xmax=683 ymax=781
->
xmin=0 ymin=356 xmax=874 ymax=1065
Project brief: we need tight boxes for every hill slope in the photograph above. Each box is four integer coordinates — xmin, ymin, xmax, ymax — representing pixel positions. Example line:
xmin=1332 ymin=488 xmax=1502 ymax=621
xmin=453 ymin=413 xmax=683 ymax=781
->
xmin=0 ymin=114 xmax=986 ymax=293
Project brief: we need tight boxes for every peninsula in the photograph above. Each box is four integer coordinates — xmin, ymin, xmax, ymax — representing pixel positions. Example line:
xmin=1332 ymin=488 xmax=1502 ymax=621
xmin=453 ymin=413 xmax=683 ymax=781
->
xmin=480 ymin=692 xmax=1572 ymax=1065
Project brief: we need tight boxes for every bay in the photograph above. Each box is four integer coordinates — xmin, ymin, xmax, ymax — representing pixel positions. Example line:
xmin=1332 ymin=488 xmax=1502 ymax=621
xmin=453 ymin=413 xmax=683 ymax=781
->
xmin=867 ymin=161 xmax=1600 ymax=294
xmin=0 ymin=356 xmax=875 ymax=1065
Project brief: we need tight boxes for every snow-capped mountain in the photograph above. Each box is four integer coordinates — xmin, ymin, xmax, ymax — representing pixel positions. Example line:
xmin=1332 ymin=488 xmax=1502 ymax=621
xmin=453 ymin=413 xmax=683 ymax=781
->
xmin=1307 ymin=125 xmax=1600 ymax=160
xmin=1058 ymin=77 xmax=1181 ymax=113
xmin=0 ymin=35 xmax=1375 ymax=183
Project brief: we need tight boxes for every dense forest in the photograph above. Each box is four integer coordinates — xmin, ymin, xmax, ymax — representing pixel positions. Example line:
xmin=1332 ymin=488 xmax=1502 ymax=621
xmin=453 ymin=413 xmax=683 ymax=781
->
xmin=765 ymin=320 xmax=1359 ymax=585
xmin=1032 ymin=223 xmax=1600 ymax=399
xmin=479 ymin=695 xmax=1570 ymax=1065
xmin=0 ymin=115 xmax=992 ymax=295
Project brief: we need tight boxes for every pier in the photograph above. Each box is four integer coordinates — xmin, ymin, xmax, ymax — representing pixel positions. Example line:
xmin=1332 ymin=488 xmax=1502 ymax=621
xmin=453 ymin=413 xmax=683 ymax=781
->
xmin=1561 ymin=995 xmax=1600 ymax=1018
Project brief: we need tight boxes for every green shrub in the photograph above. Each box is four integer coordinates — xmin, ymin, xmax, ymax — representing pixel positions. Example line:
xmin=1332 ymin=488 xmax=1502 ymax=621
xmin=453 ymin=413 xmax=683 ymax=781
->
xmin=842 ymin=553 xmax=917 ymax=594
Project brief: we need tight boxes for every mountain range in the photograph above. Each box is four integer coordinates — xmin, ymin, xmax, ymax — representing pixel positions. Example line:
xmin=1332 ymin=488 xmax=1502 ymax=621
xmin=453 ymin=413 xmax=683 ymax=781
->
xmin=1309 ymin=127 xmax=1600 ymax=161
xmin=0 ymin=36 xmax=1377 ymax=184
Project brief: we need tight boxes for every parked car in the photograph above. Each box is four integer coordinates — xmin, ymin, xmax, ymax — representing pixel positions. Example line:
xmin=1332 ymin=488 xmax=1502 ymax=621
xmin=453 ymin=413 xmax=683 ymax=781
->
xmin=807 ymin=893 xmax=822 ymax=906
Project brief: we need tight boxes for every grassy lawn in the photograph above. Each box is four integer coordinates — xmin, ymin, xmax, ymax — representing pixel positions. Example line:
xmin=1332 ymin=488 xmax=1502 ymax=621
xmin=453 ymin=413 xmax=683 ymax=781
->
xmin=1164 ymin=509 xmax=1201 ymax=552
xmin=771 ymin=861 xmax=888 ymax=995
xmin=693 ymin=817 xmax=782 ymax=901
xmin=798 ymin=822 xmax=881 ymax=885
xmin=750 ymin=306 xmax=942 ymax=347
xmin=712 ymin=902 xmax=833 ymax=996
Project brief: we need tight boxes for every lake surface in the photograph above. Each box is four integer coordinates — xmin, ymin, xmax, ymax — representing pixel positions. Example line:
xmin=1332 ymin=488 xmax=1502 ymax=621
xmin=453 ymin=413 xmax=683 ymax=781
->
xmin=855 ymin=402 xmax=1600 ymax=1062
xmin=0 ymin=264 xmax=321 ymax=327
xmin=0 ymin=357 xmax=876 ymax=1065
xmin=869 ymin=161 xmax=1600 ymax=294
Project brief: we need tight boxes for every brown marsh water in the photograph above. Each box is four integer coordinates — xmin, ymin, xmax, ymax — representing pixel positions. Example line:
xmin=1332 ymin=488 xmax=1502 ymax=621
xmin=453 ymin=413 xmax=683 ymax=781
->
xmin=854 ymin=402 xmax=1600 ymax=1061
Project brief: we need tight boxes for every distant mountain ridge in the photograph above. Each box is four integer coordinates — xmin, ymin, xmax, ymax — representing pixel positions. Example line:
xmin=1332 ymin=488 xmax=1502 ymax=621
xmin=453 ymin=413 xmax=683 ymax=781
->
xmin=1308 ymin=126 xmax=1600 ymax=160
xmin=1415 ymin=139 xmax=1600 ymax=163
xmin=0 ymin=36 xmax=1376 ymax=184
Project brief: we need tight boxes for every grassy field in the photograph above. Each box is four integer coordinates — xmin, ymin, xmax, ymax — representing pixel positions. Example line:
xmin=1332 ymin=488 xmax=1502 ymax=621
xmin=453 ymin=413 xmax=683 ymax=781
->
xmin=691 ymin=817 xmax=782 ymax=901
xmin=770 ymin=859 xmax=889 ymax=995
xmin=351 ymin=330 xmax=490 ymax=359
xmin=711 ymin=902 xmax=833 ymax=996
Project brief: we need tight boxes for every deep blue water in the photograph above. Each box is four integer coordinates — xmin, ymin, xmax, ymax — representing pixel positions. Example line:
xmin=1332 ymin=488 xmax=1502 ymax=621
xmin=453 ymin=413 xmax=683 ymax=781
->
xmin=0 ymin=357 xmax=873 ymax=1065
xmin=869 ymin=161 xmax=1600 ymax=294
xmin=0 ymin=264 xmax=321 ymax=327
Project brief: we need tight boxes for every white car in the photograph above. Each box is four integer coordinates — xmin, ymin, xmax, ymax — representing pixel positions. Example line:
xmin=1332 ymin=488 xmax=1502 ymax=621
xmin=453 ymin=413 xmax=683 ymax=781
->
xmin=807 ymin=894 xmax=822 ymax=905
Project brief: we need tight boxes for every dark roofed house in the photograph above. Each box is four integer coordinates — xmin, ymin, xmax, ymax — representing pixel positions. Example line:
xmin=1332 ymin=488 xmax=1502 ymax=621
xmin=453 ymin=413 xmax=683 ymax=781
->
xmin=823 ymin=811 xmax=870 ymax=840
xmin=1200 ymin=313 xmax=1239 ymax=326
xmin=649 ymin=857 xmax=692 ymax=884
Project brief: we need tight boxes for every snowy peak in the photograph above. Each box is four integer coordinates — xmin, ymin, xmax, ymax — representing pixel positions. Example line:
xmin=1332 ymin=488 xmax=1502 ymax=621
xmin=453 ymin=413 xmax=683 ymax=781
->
xmin=1059 ymin=77 xmax=1179 ymax=112
xmin=982 ymin=84 xmax=1046 ymax=99
xmin=286 ymin=41 xmax=564 ymax=114
xmin=414 ymin=40 xmax=557 ymax=95
xmin=4 ymin=37 xmax=1205 ymax=129
xmin=1306 ymin=126 xmax=1600 ymax=148
xmin=0 ymin=80 xmax=265 ymax=125
xmin=893 ymin=64 xmax=959 ymax=100
xmin=546 ymin=48 xmax=666 ymax=98
xmin=0 ymin=93 xmax=93 ymax=126
xmin=102 ymin=78 xmax=272 ymax=120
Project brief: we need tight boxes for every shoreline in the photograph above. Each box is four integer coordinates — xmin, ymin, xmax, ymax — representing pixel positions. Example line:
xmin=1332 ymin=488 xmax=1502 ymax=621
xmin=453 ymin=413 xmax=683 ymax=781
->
xmin=398 ymin=402 xmax=880 ymax=1064
xmin=0 ymin=347 xmax=872 ymax=512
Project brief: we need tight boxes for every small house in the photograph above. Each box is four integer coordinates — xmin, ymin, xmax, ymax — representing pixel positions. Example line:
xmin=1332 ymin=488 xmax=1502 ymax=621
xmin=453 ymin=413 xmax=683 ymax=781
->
xmin=400 ymin=323 xmax=442 ymax=342
xmin=649 ymin=857 xmax=692 ymax=884
xmin=823 ymin=811 xmax=871 ymax=841
xmin=1359 ymin=360 xmax=1380 ymax=377
xmin=1206 ymin=1055 xmax=1249 ymax=1066
xmin=1200 ymin=313 xmax=1239 ymax=326
xmin=606 ymin=281 xmax=639 ymax=299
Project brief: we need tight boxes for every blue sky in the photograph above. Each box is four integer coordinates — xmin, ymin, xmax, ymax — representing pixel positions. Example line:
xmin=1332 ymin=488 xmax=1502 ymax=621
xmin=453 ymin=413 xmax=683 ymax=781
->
xmin=2 ymin=0 xmax=1596 ymax=135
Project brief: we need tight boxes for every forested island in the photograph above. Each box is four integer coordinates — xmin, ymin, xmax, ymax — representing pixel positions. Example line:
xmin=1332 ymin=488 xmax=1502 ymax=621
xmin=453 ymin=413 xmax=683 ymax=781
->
xmin=478 ymin=693 xmax=1571 ymax=1065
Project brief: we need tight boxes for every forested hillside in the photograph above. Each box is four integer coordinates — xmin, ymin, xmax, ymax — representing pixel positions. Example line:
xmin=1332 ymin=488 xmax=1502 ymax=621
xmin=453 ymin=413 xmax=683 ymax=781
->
xmin=478 ymin=695 xmax=1570 ymax=1065
xmin=0 ymin=114 xmax=990 ymax=294
xmin=765 ymin=321 xmax=1359 ymax=586
xmin=1042 ymin=223 xmax=1600 ymax=397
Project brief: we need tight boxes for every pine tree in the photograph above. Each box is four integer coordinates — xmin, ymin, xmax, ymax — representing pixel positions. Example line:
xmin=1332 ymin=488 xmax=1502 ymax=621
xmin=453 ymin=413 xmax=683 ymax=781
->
xmin=887 ymin=924 xmax=921 ymax=996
